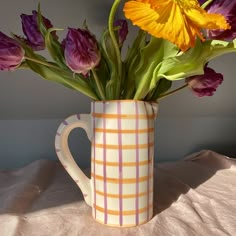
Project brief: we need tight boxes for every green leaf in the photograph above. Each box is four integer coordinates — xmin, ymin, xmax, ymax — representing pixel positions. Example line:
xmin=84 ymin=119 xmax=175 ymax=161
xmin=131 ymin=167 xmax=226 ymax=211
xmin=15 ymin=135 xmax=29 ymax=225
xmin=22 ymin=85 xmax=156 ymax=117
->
xmin=133 ymin=37 xmax=236 ymax=100
xmin=95 ymin=56 xmax=109 ymax=87
xmin=26 ymin=59 xmax=98 ymax=100
xmin=18 ymin=61 xmax=29 ymax=69
xmin=37 ymin=4 xmax=47 ymax=37
xmin=124 ymin=30 xmax=146 ymax=67
xmin=123 ymin=30 xmax=146 ymax=98
xmin=151 ymin=38 xmax=236 ymax=87
xmin=45 ymin=28 xmax=67 ymax=69
xmin=154 ymin=40 xmax=205 ymax=83
xmin=147 ymin=79 xmax=172 ymax=101
xmin=100 ymin=29 xmax=119 ymax=99
xmin=106 ymin=79 xmax=117 ymax=100
xmin=133 ymin=38 xmax=179 ymax=99
xmin=37 ymin=5 xmax=67 ymax=69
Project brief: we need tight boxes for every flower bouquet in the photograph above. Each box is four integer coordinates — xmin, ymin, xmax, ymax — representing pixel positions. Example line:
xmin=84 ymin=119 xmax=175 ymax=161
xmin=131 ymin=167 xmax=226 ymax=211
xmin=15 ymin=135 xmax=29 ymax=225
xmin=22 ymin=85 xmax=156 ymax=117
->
xmin=1 ymin=0 xmax=236 ymax=227
xmin=1 ymin=0 xmax=235 ymax=101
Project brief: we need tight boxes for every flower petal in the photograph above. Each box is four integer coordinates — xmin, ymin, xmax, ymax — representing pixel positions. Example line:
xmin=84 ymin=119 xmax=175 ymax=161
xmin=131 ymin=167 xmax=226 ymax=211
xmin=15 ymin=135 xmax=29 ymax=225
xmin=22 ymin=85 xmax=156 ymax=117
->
xmin=63 ymin=28 xmax=100 ymax=75
xmin=204 ymin=0 xmax=236 ymax=40
xmin=186 ymin=65 xmax=223 ymax=97
xmin=0 ymin=32 xmax=24 ymax=71
xmin=124 ymin=0 xmax=230 ymax=51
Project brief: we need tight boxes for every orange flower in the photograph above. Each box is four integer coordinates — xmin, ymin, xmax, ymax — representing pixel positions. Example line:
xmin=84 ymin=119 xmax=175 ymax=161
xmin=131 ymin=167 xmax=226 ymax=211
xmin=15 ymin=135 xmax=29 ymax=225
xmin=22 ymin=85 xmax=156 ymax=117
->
xmin=123 ymin=0 xmax=231 ymax=51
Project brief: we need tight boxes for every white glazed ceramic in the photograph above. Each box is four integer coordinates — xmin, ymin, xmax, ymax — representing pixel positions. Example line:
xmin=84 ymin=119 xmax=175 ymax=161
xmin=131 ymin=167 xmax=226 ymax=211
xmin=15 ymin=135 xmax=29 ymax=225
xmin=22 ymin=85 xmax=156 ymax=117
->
xmin=55 ymin=100 xmax=158 ymax=227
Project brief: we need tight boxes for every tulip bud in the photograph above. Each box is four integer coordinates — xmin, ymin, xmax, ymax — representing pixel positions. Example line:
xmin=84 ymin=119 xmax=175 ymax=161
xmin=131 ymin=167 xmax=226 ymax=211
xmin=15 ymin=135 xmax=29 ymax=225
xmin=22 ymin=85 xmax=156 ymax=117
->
xmin=21 ymin=10 xmax=57 ymax=51
xmin=114 ymin=19 xmax=128 ymax=46
xmin=63 ymin=28 xmax=101 ymax=75
xmin=0 ymin=32 xmax=24 ymax=71
xmin=186 ymin=66 xmax=223 ymax=97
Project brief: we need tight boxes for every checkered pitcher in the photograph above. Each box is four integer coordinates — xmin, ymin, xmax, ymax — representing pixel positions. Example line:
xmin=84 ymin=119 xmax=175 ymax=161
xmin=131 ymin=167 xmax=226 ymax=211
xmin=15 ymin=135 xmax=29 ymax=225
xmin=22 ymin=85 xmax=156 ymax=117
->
xmin=55 ymin=100 xmax=158 ymax=227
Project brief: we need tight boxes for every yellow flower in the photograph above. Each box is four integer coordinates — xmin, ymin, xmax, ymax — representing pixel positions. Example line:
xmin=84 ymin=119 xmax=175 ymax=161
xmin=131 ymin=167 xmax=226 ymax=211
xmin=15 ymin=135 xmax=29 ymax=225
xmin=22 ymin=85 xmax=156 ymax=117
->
xmin=123 ymin=0 xmax=231 ymax=51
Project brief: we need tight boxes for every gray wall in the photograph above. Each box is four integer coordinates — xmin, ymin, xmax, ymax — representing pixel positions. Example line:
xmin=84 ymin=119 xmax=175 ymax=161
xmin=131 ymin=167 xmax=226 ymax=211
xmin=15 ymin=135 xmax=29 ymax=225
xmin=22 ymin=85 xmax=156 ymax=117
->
xmin=0 ymin=0 xmax=235 ymax=169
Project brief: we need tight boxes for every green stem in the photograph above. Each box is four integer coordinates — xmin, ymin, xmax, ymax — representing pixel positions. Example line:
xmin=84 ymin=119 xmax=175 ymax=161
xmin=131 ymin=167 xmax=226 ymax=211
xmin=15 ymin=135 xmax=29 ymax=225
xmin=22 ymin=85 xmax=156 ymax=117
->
xmin=201 ymin=0 xmax=213 ymax=9
xmin=108 ymin=0 xmax=122 ymax=97
xmin=157 ymin=84 xmax=188 ymax=101
xmin=124 ymin=86 xmax=135 ymax=99
xmin=24 ymin=56 xmax=65 ymax=72
xmin=91 ymin=69 xmax=106 ymax=100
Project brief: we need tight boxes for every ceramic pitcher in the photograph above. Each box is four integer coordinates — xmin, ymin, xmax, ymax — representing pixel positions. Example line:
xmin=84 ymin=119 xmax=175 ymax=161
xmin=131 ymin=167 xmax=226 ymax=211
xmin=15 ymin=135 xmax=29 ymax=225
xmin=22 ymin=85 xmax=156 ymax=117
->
xmin=55 ymin=100 xmax=158 ymax=227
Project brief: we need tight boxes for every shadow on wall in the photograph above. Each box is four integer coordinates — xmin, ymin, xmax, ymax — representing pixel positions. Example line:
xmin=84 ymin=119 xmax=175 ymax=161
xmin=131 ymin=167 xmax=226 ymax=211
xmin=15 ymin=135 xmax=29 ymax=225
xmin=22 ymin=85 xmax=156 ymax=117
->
xmin=191 ymin=145 xmax=236 ymax=159
xmin=0 ymin=117 xmax=235 ymax=169
xmin=155 ymin=117 xmax=236 ymax=162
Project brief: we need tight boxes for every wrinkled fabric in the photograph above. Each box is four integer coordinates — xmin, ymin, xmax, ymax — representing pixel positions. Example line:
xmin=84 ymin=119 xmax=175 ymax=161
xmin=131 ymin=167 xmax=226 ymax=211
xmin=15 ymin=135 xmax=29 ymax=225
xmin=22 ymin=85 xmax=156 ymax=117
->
xmin=0 ymin=150 xmax=235 ymax=236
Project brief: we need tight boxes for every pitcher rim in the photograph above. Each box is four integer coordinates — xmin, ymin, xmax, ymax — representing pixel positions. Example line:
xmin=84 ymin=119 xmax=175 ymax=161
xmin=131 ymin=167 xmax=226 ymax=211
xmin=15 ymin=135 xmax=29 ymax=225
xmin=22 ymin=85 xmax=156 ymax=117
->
xmin=91 ymin=99 xmax=158 ymax=105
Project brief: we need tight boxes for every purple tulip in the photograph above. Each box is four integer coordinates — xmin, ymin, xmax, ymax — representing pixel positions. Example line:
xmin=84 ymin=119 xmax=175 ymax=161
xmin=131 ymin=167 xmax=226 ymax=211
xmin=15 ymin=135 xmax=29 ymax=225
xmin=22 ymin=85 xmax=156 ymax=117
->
xmin=63 ymin=28 xmax=101 ymax=75
xmin=114 ymin=19 xmax=128 ymax=46
xmin=21 ymin=10 xmax=57 ymax=51
xmin=0 ymin=32 xmax=24 ymax=71
xmin=198 ymin=0 xmax=205 ymax=6
xmin=201 ymin=0 xmax=236 ymax=40
xmin=186 ymin=66 xmax=223 ymax=97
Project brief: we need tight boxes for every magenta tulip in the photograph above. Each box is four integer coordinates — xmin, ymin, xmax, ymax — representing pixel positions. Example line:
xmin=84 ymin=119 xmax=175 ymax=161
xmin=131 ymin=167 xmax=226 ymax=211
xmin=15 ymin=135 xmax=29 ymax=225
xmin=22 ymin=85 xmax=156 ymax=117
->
xmin=63 ymin=28 xmax=101 ymax=75
xmin=114 ymin=19 xmax=128 ymax=46
xmin=186 ymin=66 xmax=223 ymax=97
xmin=21 ymin=10 xmax=57 ymax=50
xmin=0 ymin=32 xmax=24 ymax=71
xmin=200 ymin=0 xmax=236 ymax=40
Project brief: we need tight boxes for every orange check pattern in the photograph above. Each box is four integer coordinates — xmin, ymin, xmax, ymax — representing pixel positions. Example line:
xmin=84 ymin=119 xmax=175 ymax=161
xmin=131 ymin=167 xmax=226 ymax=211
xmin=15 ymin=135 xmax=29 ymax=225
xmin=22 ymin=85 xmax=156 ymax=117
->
xmin=91 ymin=100 xmax=158 ymax=227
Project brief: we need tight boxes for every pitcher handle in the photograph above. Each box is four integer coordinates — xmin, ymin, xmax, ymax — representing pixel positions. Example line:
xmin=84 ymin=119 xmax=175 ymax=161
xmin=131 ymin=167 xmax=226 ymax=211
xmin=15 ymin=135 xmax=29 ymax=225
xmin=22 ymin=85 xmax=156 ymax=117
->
xmin=55 ymin=114 xmax=92 ymax=206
